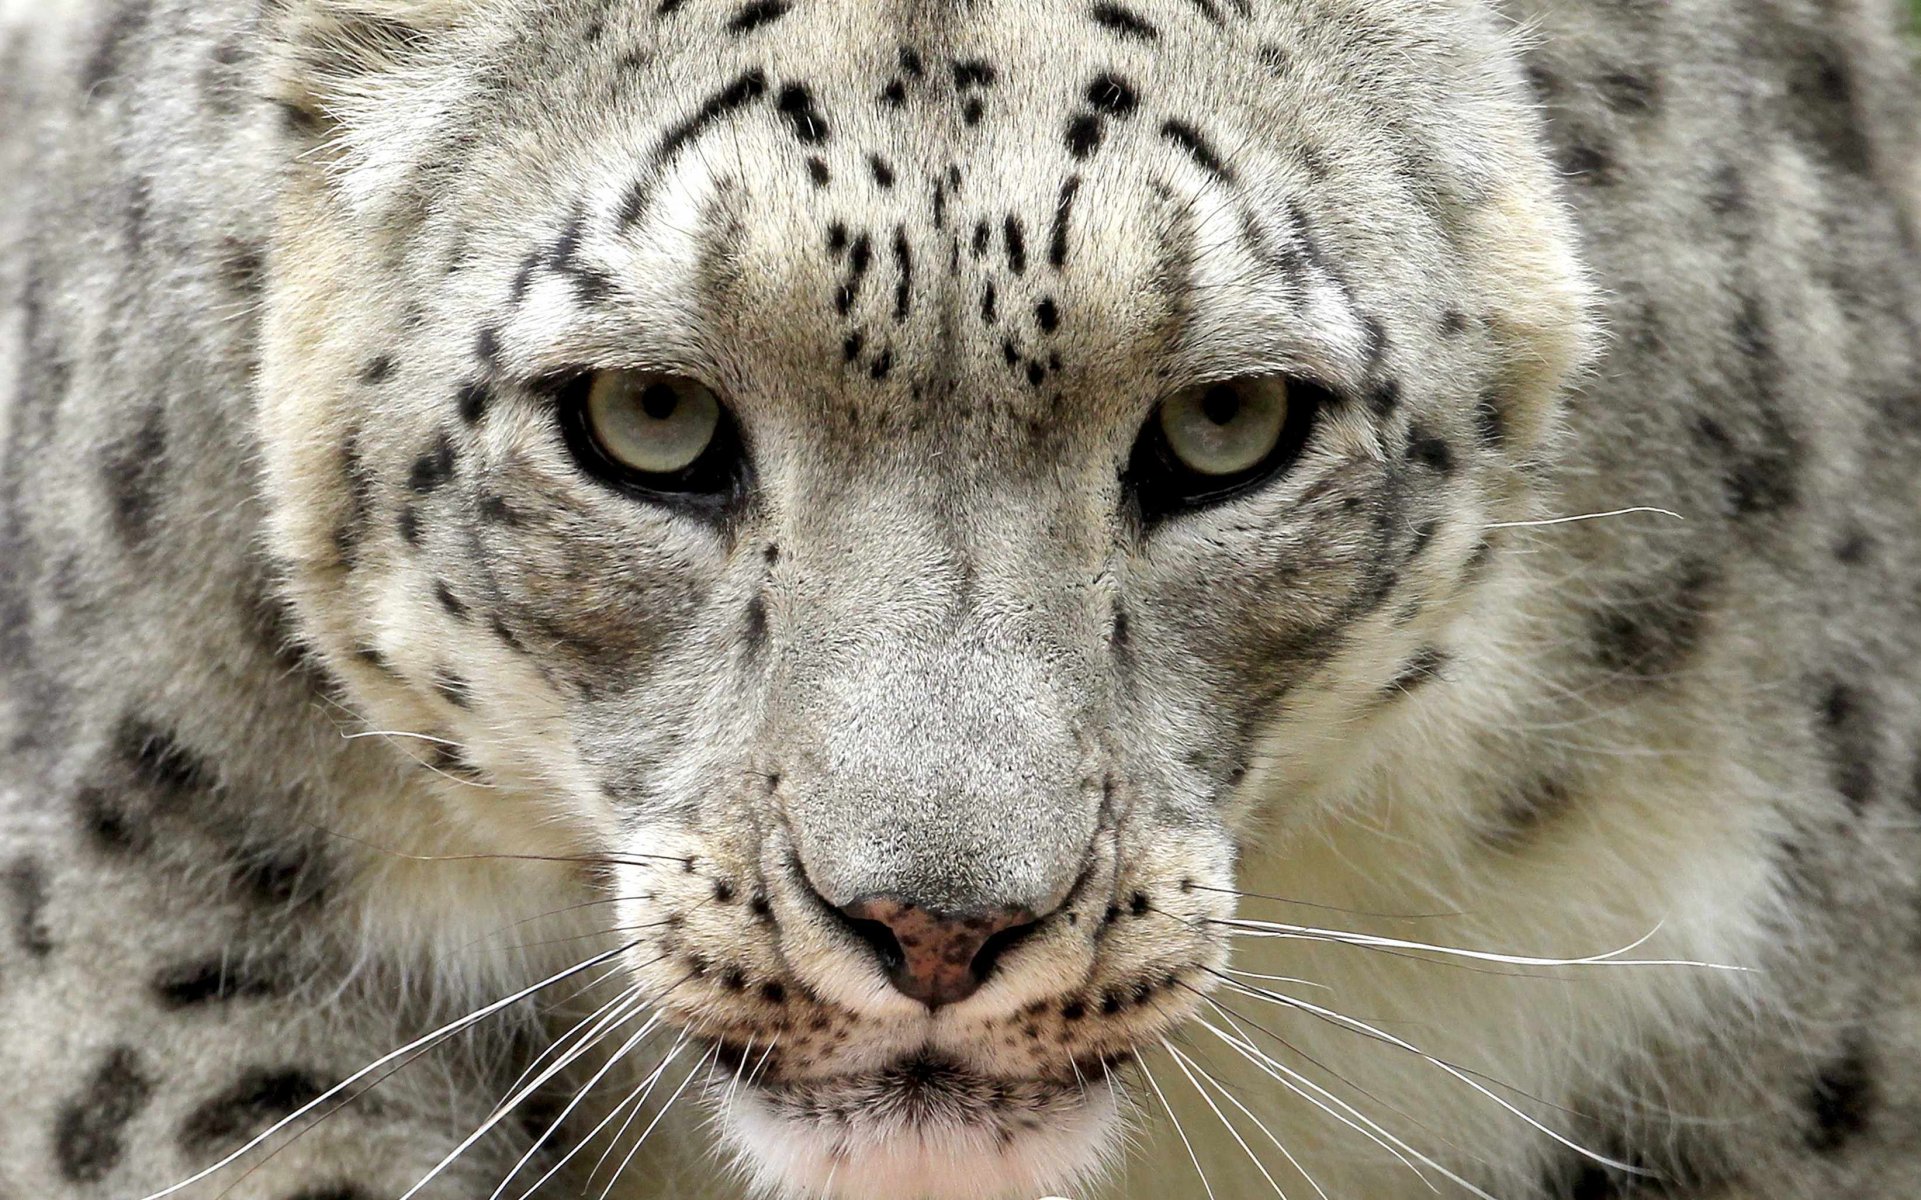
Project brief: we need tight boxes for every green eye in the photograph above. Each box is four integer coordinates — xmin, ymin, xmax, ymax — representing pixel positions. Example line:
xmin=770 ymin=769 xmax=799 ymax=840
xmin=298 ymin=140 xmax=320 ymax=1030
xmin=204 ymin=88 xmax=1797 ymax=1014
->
xmin=560 ymin=369 xmax=745 ymax=507
xmin=1157 ymin=378 xmax=1290 ymax=477
xmin=1127 ymin=374 xmax=1323 ymax=522
xmin=585 ymin=371 xmax=722 ymax=475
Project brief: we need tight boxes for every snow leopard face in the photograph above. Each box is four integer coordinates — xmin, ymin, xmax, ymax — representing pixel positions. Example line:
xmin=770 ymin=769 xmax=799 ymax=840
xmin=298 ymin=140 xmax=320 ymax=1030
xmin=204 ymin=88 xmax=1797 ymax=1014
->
xmin=258 ymin=0 xmax=1589 ymax=1193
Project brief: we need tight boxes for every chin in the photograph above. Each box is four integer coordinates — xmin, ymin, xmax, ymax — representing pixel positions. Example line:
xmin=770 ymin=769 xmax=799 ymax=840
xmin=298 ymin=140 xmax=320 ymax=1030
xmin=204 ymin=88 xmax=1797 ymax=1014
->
xmin=715 ymin=1055 xmax=1125 ymax=1200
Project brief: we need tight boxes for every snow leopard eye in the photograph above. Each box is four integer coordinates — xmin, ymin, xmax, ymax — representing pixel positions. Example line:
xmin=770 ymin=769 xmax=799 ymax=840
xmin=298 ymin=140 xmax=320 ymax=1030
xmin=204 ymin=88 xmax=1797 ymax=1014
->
xmin=1128 ymin=375 xmax=1322 ymax=519
xmin=560 ymin=369 xmax=744 ymax=504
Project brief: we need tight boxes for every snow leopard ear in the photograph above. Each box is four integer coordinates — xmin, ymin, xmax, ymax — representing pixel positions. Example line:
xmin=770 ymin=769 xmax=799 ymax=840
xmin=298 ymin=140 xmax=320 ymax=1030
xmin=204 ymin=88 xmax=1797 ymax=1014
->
xmin=266 ymin=0 xmax=477 ymax=133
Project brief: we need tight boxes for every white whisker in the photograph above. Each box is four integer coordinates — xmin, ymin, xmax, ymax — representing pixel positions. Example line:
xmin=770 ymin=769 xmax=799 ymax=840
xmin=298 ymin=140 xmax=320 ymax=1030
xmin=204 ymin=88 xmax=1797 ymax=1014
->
xmin=598 ymin=1042 xmax=720 ymax=1200
xmin=1161 ymin=1038 xmax=1293 ymax=1200
xmin=488 ymin=1011 xmax=669 ymax=1200
xmin=1164 ymin=1039 xmax=1331 ymax=1200
xmin=585 ymin=1034 xmax=692 ymax=1191
xmin=136 ymin=941 xmax=637 ymax=1200
xmin=1140 ymin=1058 xmax=1219 ymax=1200
xmin=1213 ymin=977 xmax=1647 ymax=1175
xmin=1485 ymin=505 xmax=1684 ymax=529
xmin=1208 ymin=915 xmax=1743 ymax=971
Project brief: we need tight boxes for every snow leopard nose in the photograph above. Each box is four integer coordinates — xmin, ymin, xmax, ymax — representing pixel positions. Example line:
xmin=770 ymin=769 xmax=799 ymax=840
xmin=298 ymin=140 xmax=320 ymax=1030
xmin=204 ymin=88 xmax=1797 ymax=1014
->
xmin=834 ymin=895 xmax=1042 ymax=1009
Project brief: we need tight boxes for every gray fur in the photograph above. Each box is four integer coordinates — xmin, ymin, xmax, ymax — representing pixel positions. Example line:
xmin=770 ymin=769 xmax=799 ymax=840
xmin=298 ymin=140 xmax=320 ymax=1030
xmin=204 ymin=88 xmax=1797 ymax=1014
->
xmin=1 ymin=0 xmax=1919 ymax=1197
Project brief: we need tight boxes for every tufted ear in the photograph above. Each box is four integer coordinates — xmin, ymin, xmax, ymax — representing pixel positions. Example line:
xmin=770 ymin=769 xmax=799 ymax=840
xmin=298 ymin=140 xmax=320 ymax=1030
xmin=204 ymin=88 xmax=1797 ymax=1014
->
xmin=266 ymin=0 xmax=478 ymax=132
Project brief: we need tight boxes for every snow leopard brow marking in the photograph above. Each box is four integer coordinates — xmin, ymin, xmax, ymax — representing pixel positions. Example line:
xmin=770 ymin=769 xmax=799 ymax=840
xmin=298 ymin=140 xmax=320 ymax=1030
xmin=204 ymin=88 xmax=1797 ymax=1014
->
xmin=1160 ymin=1038 xmax=1300 ymax=1199
xmin=137 ymin=940 xmax=641 ymax=1200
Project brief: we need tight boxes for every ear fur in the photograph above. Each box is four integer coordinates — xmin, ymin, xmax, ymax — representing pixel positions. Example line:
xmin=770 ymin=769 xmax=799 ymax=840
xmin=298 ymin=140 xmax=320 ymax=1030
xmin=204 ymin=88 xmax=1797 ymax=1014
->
xmin=266 ymin=0 xmax=477 ymax=131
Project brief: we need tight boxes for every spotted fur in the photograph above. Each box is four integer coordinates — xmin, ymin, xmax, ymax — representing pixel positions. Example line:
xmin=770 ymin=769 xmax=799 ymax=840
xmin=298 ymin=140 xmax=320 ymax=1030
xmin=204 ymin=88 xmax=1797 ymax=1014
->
xmin=2 ymin=0 xmax=1920 ymax=1198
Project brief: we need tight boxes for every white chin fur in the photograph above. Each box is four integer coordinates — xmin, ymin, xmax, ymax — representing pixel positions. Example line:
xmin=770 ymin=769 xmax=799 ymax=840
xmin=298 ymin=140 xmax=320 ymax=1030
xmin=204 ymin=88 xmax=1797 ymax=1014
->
xmin=717 ymin=1081 xmax=1122 ymax=1200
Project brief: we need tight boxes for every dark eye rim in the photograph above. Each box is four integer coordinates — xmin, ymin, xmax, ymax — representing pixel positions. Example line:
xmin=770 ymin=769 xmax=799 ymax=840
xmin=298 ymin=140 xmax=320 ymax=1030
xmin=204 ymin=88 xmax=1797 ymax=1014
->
xmin=1125 ymin=375 xmax=1328 ymax=523
xmin=553 ymin=370 xmax=749 ymax=511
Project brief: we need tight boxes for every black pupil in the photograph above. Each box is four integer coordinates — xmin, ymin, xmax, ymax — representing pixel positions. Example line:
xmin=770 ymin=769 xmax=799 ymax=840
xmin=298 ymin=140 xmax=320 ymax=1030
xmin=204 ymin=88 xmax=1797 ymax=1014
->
xmin=1200 ymin=386 xmax=1241 ymax=427
xmin=640 ymin=382 xmax=681 ymax=421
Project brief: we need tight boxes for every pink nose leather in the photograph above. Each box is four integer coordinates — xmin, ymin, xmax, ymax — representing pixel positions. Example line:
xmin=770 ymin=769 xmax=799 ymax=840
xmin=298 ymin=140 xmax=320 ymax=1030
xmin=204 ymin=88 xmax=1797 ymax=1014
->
xmin=839 ymin=897 xmax=1036 ymax=1008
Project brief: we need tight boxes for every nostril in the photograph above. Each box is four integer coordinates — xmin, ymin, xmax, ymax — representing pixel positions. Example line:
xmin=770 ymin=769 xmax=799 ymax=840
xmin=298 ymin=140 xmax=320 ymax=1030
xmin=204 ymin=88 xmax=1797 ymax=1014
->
xmin=836 ymin=896 xmax=1039 ymax=1009
xmin=969 ymin=916 xmax=1041 ymax=983
xmin=839 ymin=914 xmax=907 ymax=976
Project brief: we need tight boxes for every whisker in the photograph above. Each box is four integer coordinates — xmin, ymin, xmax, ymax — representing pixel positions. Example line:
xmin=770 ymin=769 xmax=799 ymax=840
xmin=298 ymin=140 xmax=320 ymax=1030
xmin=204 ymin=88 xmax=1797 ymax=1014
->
xmin=308 ymin=821 xmax=693 ymax=867
xmin=1160 ymin=1038 xmax=1293 ymax=1199
xmin=1187 ymin=884 xmax=1459 ymax=922
xmin=1164 ymin=1039 xmax=1331 ymax=1200
xmin=1210 ymin=976 xmax=1646 ymax=1174
xmin=1196 ymin=1006 xmax=1463 ymax=1195
xmin=1139 ymin=1058 xmax=1219 ymax=1200
xmin=139 ymin=940 xmax=640 ymax=1200
xmin=491 ymin=1012 xmax=672 ymax=1200
xmin=598 ymin=1041 xmax=720 ymax=1200
xmin=1202 ymin=914 xmax=1743 ymax=970
xmin=584 ymin=1034 xmax=692 ymax=1191
xmin=1485 ymin=505 xmax=1684 ymax=530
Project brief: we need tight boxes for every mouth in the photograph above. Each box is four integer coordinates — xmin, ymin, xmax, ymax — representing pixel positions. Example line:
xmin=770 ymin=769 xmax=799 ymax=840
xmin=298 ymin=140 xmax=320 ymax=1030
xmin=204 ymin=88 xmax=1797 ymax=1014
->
xmin=715 ymin=1051 xmax=1127 ymax=1200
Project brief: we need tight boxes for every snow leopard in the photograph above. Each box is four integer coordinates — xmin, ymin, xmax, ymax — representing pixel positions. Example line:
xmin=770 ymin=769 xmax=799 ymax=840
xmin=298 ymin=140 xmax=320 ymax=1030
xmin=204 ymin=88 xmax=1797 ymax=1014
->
xmin=2 ymin=0 xmax=1919 ymax=1197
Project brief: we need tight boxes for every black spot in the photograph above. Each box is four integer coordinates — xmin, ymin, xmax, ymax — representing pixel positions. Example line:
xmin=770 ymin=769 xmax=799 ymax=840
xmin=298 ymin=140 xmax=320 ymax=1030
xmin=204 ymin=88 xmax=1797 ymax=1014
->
xmin=434 ymin=582 xmax=468 ymax=620
xmin=1160 ymin=119 xmax=1232 ymax=179
xmin=1440 ymin=310 xmax=1469 ymax=337
xmin=233 ymin=844 xmax=327 ymax=908
xmin=806 ymin=156 xmax=830 ymax=186
xmin=103 ymin=407 xmax=169 ymax=550
xmin=1090 ymin=3 xmax=1158 ymax=39
xmin=1819 ymin=682 xmax=1877 ymax=811
xmin=835 ymin=233 xmax=873 ymax=315
xmin=1406 ymin=427 xmax=1454 ymax=474
xmin=869 ymin=348 xmax=895 ymax=381
xmin=1049 ymin=176 xmax=1081 ymax=269
xmin=1065 ymin=113 xmax=1104 ymax=159
xmin=962 ymin=97 xmax=985 ymax=125
xmin=1384 ymin=646 xmax=1448 ymax=698
xmin=951 ymin=60 xmax=997 ymax=90
xmin=743 ymin=596 xmax=767 ymax=653
xmin=119 ymin=718 xmax=215 ymax=795
xmin=728 ymin=0 xmax=790 ymax=33
xmin=432 ymin=668 xmax=472 ymax=710
xmin=1035 ymin=298 xmax=1060 ymax=333
xmin=4 ymin=858 xmax=52 ymax=956
xmin=1598 ymin=70 xmax=1659 ymax=114
xmin=474 ymin=327 xmax=500 ymax=367
xmin=154 ymin=957 xmax=290 ymax=1008
xmin=1086 ymin=73 xmax=1138 ymax=117
xmin=1003 ymin=215 xmax=1027 ymax=274
xmin=360 ymin=356 xmax=396 ymax=385
xmin=760 ymin=980 xmax=787 ymax=1003
xmin=178 ymin=1068 xmax=340 ymax=1156
xmin=891 ymin=226 xmax=913 ymax=322
xmin=869 ymin=154 xmax=896 ymax=188
xmin=1187 ymin=0 xmax=1223 ymax=22
xmin=76 ymin=785 xmax=150 ymax=854
xmin=1560 ymin=139 xmax=1616 ymax=185
xmin=1369 ymin=379 xmax=1402 ymax=417
xmin=53 ymin=1046 xmax=153 ymax=1183
xmin=456 ymin=381 xmax=491 ymax=424
xmin=881 ymin=78 xmax=907 ymax=107
xmin=1590 ymin=561 xmax=1717 ymax=686
xmin=396 ymin=504 xmax=421 ymax=546
xmin=1025 ymin=361 xmax=1046 ymax=387
xmin=826 ymin=222 xmax=850 ymax=255
xmin=971 ymin=220 xmax=991 ymax=258
xmin=408 ymin=433 xmax=456 ymax=494
xmin=981 ymin=282 xmax=998 ymax=324
xmin=842 ymin=331 xmax=866 ymax=362
xmin=1807 ymin=1034 xmax=1875 ymax=1152
xmin=899 ymin=47 xmax=925 ymax=77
